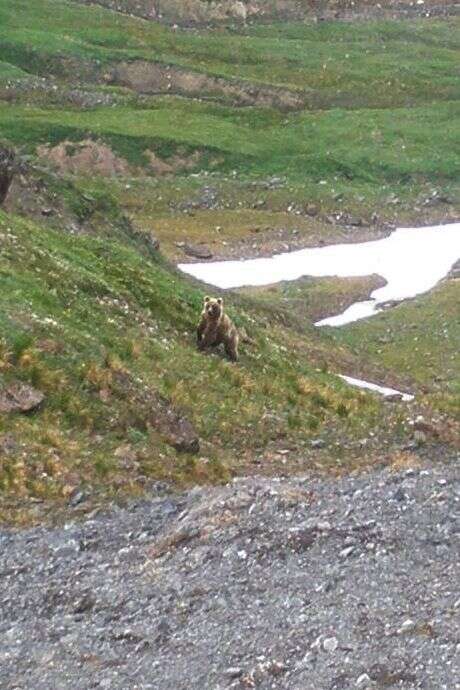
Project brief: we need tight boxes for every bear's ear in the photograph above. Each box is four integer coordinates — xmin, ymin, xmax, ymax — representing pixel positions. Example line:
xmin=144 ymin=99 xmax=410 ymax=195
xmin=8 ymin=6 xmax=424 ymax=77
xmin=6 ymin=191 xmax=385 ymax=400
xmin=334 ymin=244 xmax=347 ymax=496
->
xmin=217 ymin=297 xmax=223 ymax=305
xmin=204 ymin=296 xmax=210 ymax=303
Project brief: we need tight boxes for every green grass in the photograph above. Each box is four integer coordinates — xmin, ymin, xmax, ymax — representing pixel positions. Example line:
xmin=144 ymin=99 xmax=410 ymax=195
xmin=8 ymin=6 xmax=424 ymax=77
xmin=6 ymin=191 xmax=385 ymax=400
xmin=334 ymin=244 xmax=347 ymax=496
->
xmin=1 ymin=99 xmax=459 ymax=187
xmin=237 ymin=274 xmax=385 ymax=327
xmin=0 ymin=0 xmax=459 ymax=523
xmin=3 ymin=204 xmax=412 ymax=523
xmin=0 ymin=1 xmax=459 ymax=108
xmin=0 ymin=60 xmax=32 ymax=81
xmin=0 ymin=0 xmax=459 ymax=219
xmin=329 ymin=281 xmax=460 ymax=417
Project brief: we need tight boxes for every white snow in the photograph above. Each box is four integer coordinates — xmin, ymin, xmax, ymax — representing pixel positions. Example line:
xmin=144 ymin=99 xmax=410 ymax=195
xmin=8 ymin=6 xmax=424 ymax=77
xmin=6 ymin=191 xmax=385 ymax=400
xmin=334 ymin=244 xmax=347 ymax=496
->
xmin=179 ymin=223 xmax=460 ymax=327
xmin=338 ymin=375 xmax=414 ymax=402
xmin=179 ymin=222 xmax=460 ymax=402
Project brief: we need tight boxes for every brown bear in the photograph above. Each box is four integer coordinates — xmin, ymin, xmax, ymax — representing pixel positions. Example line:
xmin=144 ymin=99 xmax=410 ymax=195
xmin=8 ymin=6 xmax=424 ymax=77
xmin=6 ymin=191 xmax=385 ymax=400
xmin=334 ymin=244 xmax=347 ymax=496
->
xmin=197 ymin=296 xmax=239 ymax=362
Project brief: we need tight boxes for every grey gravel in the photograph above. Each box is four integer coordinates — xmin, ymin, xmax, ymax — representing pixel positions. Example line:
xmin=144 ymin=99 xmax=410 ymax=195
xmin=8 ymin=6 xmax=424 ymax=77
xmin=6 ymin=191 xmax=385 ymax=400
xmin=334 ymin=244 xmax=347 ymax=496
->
xmin=0 ymin=461 xmax=459 ymax=689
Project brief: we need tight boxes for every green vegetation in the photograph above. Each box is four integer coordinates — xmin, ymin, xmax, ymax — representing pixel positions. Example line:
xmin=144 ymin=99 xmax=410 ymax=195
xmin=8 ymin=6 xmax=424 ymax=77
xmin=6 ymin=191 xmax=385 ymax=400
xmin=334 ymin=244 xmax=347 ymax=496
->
xmin=0 ymin=61 xmax=31 ymax=80
xmin=1 ymin=206 xmax=403 ymax=523
xmin=1 ymin=1 xmax=459 ymax=106
xmin=237 ymin=275 xmax=385 ymax=327
xmin=0 ymin=0 xmax=459 ymax=220
xmin=329 ymin=281 xmax=460 ymax=418
xmin=1 ymin=99 xmax=459 ymax=183
xmin=0 ymin=0 xmax=458 ymax=523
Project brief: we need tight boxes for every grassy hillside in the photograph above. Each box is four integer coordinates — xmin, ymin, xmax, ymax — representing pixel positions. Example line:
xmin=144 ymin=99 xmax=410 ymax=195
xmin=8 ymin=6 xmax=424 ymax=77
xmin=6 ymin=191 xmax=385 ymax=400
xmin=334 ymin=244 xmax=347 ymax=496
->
xmin=329 ymin=280 xmax=460 ymax=418
xmin=0 ymin=0 xmax=458 ymax=224
xmin=1 ymin=202 xmax=414 ymax=525
xmin=0 ymin=0 xmax=459 ymax=524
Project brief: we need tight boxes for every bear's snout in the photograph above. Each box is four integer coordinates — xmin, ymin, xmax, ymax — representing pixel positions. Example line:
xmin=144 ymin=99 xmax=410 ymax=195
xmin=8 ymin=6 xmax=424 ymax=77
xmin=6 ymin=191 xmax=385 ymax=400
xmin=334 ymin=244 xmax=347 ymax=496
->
xmin=207 ymin=304 xmax=220 ymax=317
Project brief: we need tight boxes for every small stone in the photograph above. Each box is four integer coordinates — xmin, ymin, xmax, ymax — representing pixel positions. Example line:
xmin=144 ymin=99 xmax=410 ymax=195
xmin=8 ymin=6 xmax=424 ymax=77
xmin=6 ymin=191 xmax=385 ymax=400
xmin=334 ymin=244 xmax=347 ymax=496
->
xmin=413 ymin=430 xmax=427 ymax=446
xmin=311 ymin=439 xmax=325 ymax=449
xmin=323 ymin=637 xmax=338 ymax=653
xmin=356 ymin=673 xmax=372 ymax=687
xmin=0 ymin=382 xmax=45 ymax=414
xmin=385 ymin=393 xmax=403 ymax=403
xmin=340 ymin=546 xmax=355 ymax=558
xmin=54 ymin=539 xmax=80 ymax=557
xmin=73 ymin=592 xmax=96 ymax=614
xmin=268 ymin=661 xmax=286 ymax=676
xmin=68 ymin=488 xmax=86 ymax=507
xmin=393 ymin=487 xmax=407 ymax=502
xmin=226 ymin=667 xmax=243 ymax=678
xmin=398 ymin=618 xmax=416 ymax=634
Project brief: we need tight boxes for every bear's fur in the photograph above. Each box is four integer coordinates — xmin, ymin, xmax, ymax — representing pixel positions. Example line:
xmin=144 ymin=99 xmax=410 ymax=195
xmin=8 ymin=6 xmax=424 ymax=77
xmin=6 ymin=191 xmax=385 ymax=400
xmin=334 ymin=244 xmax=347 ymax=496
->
xmin=197 ymin=296 xmax=239 ymax=362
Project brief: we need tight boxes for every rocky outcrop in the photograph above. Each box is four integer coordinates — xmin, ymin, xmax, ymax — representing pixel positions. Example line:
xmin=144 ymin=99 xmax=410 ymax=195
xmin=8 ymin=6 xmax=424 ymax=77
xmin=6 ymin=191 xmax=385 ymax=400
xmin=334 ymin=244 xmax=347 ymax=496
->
xmin=0 ymin=382 xmax=45 ymax=414
xmin=112 ymin=372 xmax=200 ymax=453
xmin=0 ymin=145 xmax=15 ymax=205
xmin=71 ymin=0 xmax=460 ymax=25
xmin=72 ymin=0 xmax=308 ymax=24
xmin=183 ymin=243 xmax=213 ymax=259
xmin=107 ymin=61 xmax=305 ymax=110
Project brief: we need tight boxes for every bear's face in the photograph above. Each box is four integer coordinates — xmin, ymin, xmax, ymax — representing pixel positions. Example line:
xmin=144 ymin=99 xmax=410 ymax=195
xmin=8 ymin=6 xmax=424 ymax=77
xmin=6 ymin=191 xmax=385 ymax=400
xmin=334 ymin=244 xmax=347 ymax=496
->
xmin=204 ymin=296 xmax=223 ymax=320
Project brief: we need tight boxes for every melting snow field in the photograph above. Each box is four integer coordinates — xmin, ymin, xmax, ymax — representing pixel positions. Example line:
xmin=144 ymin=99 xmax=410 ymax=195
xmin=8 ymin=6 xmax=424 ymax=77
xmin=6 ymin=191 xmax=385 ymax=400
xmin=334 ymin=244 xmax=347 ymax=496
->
xmin=179 ymin=223 xmax=460 ymax=327
xmin=179 ymin=223 xmax=460 ymax=402
xmin=339 ymin=375 xmax=414 ymax=402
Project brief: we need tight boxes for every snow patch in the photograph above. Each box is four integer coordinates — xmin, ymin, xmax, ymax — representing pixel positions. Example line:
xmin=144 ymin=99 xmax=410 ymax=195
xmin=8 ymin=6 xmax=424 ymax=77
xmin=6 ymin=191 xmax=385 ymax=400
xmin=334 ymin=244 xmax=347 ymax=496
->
xmin=338 ymin=375 xmax=414 ymax=402
xmin=179 ymin=223 xmax=460 ymax=327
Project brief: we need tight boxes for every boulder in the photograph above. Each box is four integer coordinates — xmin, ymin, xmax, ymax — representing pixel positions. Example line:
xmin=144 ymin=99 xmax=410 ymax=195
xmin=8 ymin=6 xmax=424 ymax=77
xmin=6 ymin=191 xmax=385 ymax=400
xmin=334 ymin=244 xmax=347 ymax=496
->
xmin=153 ymin=403 xmax=200 ymax=454
xmin=112 ymin=372 xmax=200 ymax=454
xmin=0 ymin=145 xmax=15 ymax=205
xmin=183 ymin=243 xmax=213 ymax=260
xmin=385 ymin=393 xmax=404 ymax=403
xmin=0 ymin=382 xmax=45 ymax=413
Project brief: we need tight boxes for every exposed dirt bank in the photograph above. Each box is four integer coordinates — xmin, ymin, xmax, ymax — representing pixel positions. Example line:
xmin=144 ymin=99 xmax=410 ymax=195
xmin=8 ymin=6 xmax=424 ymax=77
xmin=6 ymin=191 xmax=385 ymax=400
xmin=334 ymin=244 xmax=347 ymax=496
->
xmin=72 ymin=0 xmax=460 ymax=25
xmin=107 ymin=61 xmax=306 ymax=110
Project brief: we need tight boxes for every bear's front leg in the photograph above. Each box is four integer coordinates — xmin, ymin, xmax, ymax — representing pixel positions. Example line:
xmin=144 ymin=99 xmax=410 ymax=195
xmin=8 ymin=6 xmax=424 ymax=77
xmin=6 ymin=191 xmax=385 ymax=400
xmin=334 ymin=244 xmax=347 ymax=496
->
xmin=197 ymin=317 xmax=206 ymax=348
xmin=224 ymin=333 xmax=239 ymax=362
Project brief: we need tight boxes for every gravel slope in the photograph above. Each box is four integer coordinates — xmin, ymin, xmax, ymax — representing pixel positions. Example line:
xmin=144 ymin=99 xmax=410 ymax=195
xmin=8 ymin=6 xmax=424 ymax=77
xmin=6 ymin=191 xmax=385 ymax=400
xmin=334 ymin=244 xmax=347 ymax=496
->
xmin=1 ymin=460 xmax=459 ymax=690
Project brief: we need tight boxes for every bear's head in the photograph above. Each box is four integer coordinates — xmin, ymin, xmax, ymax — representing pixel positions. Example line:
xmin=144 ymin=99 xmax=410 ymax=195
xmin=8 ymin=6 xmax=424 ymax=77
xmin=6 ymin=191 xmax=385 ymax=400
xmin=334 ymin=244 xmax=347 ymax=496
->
xmin=203 ymin=296 xmax=223 ymax=320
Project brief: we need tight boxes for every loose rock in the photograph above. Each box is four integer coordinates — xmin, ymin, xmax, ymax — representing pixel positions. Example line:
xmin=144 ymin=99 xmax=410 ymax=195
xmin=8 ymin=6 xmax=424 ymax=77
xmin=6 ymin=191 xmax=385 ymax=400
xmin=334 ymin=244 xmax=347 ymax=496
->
xmin=0 ymin=461 xmax=458 ymax=689
xmin=0 ymin=382 xmax=45 ymax=413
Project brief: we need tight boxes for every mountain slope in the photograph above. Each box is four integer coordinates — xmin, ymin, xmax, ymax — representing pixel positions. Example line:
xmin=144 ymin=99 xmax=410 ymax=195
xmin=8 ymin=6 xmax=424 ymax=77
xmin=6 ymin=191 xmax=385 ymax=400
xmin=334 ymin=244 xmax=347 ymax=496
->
xmin=0 ymin=0 xmax=459 ymax=524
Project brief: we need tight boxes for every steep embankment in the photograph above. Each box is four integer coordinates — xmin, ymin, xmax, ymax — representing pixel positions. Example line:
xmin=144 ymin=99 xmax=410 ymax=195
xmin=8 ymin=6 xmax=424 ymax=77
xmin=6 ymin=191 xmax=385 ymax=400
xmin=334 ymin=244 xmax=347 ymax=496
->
xmin=3 ymin=180 xmax=433 ymax=526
